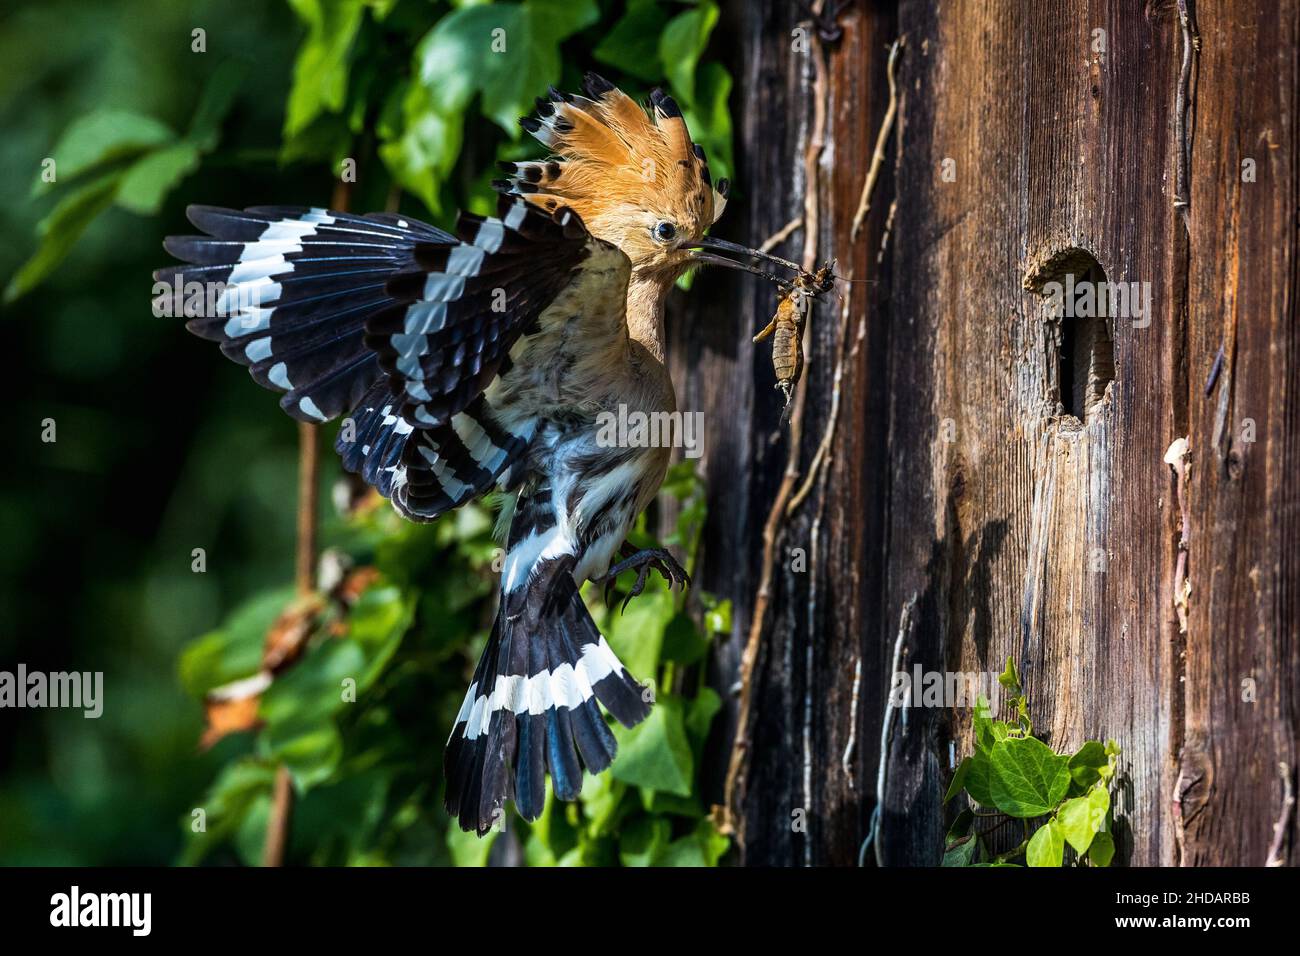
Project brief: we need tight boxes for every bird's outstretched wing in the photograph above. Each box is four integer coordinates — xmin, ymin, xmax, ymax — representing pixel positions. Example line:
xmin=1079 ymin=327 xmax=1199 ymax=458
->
xmin=158 ymin=195 xmax=626 ymax=520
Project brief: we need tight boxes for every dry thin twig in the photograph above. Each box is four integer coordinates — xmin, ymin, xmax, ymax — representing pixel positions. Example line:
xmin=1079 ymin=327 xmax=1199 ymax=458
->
xmin=262 ymin=421 xmax=317 ymax=867
xmin=1171 ymin=762 xmax=1203 ymax=865
xmin=789 ymin=39 xmax=901 ymax=515
xmin=722 ymin=19 xmax=830 ymax=842
xmin=801 ymin=508 xmax=821 ymax=865
xmin=1173 ymin=0 xmax=1197 ymax=229
xmin=876 ymin=198 xmax=897 ymax=267
xmin=293 ymin=421 xmax=320 ymax=596
xmin=841 ymin=655 xmax=863 ymax=785
xmin=801 ymin=351 xmax=842 ymax=856
xmin=859 ymin=594 xmax=915 ymax=866
xmin=851 ymin=37 xmax=903 ymax=241
xmin=760 ymin=216 xmax=804 ymax=253
xmin=1164 ymin=437 xmax=1191 ymax=634
xmin=1265 ymin=762 xmax=1295 ymax=867
xmin=787 ymin=274 xmax=854 ymax=514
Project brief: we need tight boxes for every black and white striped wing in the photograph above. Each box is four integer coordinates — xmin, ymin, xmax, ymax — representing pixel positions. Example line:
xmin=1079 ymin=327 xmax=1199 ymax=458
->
xmin=365 ymin=195 xmax=589 ymax=430
xmin=348 ymin=196 xmax=593 ymax=519
xmin=160 ymin=197 xmax=598 ymax=522
xmin=157 ymin=205 xmax=453 ymax=424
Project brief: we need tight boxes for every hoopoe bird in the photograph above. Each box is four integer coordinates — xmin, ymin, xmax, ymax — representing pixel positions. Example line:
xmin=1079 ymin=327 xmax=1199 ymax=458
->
xmin=158 ymin=74 xmax=798 ymax=834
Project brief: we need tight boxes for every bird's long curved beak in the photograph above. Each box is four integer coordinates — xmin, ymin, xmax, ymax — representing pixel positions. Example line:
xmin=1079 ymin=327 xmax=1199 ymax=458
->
xmin=688 ymin=236 xmax=803 ymax=284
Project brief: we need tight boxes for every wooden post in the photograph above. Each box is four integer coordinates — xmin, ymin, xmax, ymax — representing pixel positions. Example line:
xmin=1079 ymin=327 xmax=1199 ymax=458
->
xmin=682 ymin=0 xmax=1298 ymax=866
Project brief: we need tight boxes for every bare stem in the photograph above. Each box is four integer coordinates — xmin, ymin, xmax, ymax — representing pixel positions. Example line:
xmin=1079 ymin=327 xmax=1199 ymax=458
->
xmin=850 ymin=37 xmax=903 ymax=241
xmin=262 ymin=422 xmax=318 ymax=867
xmin=722 ymin=24 xmax=830 ymax=847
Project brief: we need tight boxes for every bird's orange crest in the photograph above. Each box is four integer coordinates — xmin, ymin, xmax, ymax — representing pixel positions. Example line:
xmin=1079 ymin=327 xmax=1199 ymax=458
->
xmin=497 ymin=74 xmax=729 ymax=280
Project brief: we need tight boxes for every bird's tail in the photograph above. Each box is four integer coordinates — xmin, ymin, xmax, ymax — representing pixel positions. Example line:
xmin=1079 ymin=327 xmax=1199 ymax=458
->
xmin=443 ymin=552 xmax=650 ymax=835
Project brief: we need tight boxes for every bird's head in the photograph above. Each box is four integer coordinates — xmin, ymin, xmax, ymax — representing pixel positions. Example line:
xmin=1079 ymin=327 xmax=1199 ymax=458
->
xmin=497 ymin=74 xmax=793 ymax=288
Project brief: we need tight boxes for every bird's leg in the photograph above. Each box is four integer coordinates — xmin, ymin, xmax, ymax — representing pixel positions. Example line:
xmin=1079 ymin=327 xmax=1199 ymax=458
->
xmin=600 ymin=542 xmax=691 ymax=612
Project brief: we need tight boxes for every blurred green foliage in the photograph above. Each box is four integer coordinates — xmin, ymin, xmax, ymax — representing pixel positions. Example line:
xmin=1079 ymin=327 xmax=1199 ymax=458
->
xmin=181 ymin=463 xmax=730 ymax=866
xmin=2 ymin=0 xmax=733 ymax=866
xmin=8 ymin=0 xmax=732 ymax=299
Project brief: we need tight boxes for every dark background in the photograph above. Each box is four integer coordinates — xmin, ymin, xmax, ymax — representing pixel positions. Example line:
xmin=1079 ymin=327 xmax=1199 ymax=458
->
xmin=1 ymin=0 xmax=314 ymax=864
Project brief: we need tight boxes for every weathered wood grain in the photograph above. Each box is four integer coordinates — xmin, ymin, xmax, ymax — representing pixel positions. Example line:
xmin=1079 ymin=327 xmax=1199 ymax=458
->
xmin=678 ymin=0 xmax=1296 ymax=866
xmin=1180 ymin=0 xmax=1299 ymax=867
xmin=877 ymin=0 xmax=1190 ymax=868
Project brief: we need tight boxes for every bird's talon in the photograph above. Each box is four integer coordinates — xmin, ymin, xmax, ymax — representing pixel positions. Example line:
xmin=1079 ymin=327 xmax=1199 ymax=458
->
xmin=602 ymin=545 xmax=688 ymax=609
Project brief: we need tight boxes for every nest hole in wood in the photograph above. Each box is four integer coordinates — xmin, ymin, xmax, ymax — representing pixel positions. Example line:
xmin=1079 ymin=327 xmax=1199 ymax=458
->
xmin=1023 ymin=247 xmax=1115 ymax=427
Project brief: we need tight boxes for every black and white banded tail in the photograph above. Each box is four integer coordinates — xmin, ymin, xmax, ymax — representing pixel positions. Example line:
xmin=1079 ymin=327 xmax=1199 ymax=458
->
xmin=444 ymin=494 xmax=650 ymax=834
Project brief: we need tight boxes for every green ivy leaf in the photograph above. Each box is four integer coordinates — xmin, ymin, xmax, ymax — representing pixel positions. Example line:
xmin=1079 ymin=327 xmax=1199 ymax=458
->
xmin=942 ymin=808 xmax=979 ymax=866
xmin=33 ymin=109 xmax=174 ymax=196
xmin=235 ymin=796 xmax=275 ymax=867
xmin=964 ymin=749 xmax=995 ymax=807
xmin=179 ymin=586 xmax=295 ymax=697
xmin=284 ymin=0 xmax=367 ymax=137
xmin=19 ymin=42 xmax=240 ymax=287
xmin=702 ymin=597 xmax=731 ymax=635
xmin=345 ymin=583 xmax=415 ymax=691
xmin=187 ymin=59 xmax=247 ymax=151
xmin=1067 ymin=740 xmax=1108 ymax=790
xmin=378 ymin=83 xmax=464 ymax=215
xmin=973 ymin=695 xmax=997 ymax=752
xmin=259 ymin=635 xmax=368 ymax=790
xmin=681 ymin=60 xmax=733 ymax=181
xmin=5 ymin=173 xmax=121 ymax=304
xmin=261 ymin=638 xmax=365 ymax=733
xmin=661 ymin=610 xmax=709 ymax=665
xmin=639 ymin=787 xmax=702 ymax=818
xmin=942 ymin=833 xmax=980 ymax=867
xmin=578 ymin=772 xmax=627 ymax=835
xmin=945 ymin=808 xmax=975 ymax=842
xmin=115 ymin=142 xmax=202 ymax=215
xmin=619 ymin=816 xmax=672 ymax=866
xmin=414 ymin=0 xmax=597 ymax=136
xmin=659 ymin=0 xmax=719 ymax=106
xmin=1088 ymin=785 xmax=1111 ymax=827
xmin=412 ymin=7 xmax=490 ymax=116
xmin=998 ymin=657 xmax=1021 ymax=696
xmin=657 ymin=817 xmax=728 ymax=866
xmin=1088 ymin=830 xmax=1116 ymax=867
xmin=605 ymin=586 xmax=672 ymax=678
xmin=944 ymin=757 xmax=971 ymax=803
xmin=1026 ymin=818 xmax=1064 ymax=867
xmin=610 ymin=697 xmax=693 ymax=797
xmin=181 ymin=758 xmax=276 ymax=865
xmin=593 ymin=0 xmax=668 ymax=82
xmin=684 ymin=686 xmax=722 ymax=750
xmin=1057 ymin=794 xmax=1101 ymax=854
xmin=522 ymin=786 xmax=580 ymax=865
xmin=262 ymin=722 xmax=343 ymax=790
xmin=660 ymin=460 xmax=703 ymax=499
xmin=988 ymin=736 xmax=1070 ymax=818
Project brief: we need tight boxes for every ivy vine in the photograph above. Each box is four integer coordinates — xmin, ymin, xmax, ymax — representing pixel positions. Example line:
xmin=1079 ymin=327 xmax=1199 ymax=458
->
xmin=943 ymin=659 xmax=1121 ymax=868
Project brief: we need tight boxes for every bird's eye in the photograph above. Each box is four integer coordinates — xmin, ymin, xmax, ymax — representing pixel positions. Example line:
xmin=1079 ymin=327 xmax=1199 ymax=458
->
xmin=653 ymin=221 xmax=677 ymax=243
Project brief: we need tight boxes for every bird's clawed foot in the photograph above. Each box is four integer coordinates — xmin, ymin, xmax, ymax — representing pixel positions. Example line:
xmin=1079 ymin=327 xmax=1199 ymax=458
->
xmin=600 ymin=543 xmax=691 ymax=612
